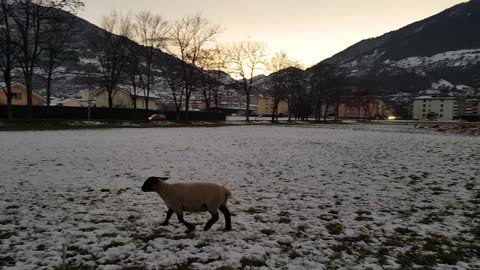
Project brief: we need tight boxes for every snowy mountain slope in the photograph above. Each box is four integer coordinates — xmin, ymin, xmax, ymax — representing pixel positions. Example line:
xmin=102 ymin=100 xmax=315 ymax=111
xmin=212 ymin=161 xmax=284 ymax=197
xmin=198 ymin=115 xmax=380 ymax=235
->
xmin=314 ymin=0 xmax=480 ymax=97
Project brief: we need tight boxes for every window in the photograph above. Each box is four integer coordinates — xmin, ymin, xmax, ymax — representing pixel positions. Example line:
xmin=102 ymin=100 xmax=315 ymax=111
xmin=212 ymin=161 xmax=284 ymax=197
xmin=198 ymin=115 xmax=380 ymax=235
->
xmin=423 ymin=104 xmax=426 ymax=107
xmin=423 ymin=109 xmax=426 ymax=112
xmin=440 ymin=114 xmax=443 ymax=117
xmin=440 ymin=109 xmax=444 ymax=112
xmin=11 ymin=93 xmax=22 ymax=100
xmin=441 ymin=104 xmax=444 ymax=107
xmin=422 ymin=114 xmax=426 ymax=117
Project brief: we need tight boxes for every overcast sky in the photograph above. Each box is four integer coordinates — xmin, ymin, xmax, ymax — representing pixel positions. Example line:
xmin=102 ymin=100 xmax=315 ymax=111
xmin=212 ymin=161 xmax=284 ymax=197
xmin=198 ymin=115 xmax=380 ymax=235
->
xmin=79 ymin=0 xmax=466 ymax=67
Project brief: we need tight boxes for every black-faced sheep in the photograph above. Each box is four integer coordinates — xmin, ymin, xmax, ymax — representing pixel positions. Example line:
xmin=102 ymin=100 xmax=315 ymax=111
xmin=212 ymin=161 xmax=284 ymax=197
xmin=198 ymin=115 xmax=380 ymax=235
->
xmin=141 ymin=177 xmax=232 ymax=232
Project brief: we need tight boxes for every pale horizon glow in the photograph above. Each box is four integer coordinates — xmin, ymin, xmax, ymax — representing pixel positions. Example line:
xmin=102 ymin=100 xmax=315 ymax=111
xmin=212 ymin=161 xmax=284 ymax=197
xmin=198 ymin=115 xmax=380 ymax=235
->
xmin=79 ymin=0 xmax=467 ymax=67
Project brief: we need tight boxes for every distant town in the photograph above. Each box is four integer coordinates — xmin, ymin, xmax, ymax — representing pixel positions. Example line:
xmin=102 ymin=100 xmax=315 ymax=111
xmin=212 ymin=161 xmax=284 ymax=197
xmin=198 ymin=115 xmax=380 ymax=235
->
xmin=1 ymin=81 xmax=479 ymax=122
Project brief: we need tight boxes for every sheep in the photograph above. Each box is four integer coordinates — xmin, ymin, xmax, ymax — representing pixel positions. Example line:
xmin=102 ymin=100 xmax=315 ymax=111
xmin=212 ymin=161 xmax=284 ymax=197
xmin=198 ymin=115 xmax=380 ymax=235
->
xmin=141 ymin=177 xmax=232 ymax=232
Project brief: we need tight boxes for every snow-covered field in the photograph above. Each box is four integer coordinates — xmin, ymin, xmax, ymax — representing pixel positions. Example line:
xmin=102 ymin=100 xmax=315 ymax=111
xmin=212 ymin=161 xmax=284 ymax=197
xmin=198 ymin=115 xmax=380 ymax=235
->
xmin=0 ymin=125 xmax=479 ymax=270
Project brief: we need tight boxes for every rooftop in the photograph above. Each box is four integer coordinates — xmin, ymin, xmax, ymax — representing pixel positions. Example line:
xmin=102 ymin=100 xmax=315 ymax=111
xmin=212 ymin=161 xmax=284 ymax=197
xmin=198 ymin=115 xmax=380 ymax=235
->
xmin=414 ymin=96 xmax=462 ymax=100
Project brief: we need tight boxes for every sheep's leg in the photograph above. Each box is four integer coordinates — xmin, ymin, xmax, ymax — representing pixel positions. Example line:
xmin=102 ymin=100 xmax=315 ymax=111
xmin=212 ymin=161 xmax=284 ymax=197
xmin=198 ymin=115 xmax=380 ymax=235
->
xmin=161 ymin=209 xmax=174 ymax=225
xmin=219 ymin=205 xmax=232 ymax=231
xmin=204 ymin=210 xmax=219 ymax=231
xmin=176 ymin=212 xmax=195 ymax=232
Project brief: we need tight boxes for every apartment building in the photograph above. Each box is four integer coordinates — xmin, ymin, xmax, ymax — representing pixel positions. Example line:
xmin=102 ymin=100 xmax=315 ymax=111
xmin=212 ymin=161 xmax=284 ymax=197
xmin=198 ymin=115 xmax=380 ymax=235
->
xmin=413 ymin=96 xmax=465 ymax=120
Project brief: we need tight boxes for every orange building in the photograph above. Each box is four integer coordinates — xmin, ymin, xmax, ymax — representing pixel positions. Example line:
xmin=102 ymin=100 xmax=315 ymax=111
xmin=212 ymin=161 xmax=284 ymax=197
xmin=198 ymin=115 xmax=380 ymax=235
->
xmin=337 ymin=96 xmax=385 ymax=119
xmin=0 ymin=82 xmax=46 ymax=106
xmin=256 ymin=95 xmax=289 ymax=116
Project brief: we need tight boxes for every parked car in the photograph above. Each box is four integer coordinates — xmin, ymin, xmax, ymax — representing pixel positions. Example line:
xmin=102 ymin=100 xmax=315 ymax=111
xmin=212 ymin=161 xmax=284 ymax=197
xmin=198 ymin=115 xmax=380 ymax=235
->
xmin=148 ymin=114 xmax=167 ymax=121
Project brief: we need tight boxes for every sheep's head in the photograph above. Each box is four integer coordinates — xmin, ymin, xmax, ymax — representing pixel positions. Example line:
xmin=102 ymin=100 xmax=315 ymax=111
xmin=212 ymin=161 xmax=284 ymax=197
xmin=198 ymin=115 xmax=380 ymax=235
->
xmin=142 ymin=177 xmax=168 ymax=192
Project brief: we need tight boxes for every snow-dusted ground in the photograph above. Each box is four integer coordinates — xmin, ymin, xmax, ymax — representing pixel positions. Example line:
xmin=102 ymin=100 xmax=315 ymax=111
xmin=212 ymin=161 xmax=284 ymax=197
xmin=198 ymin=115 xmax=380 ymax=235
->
xmin=0 ymin=125 xmax=479 ymax=270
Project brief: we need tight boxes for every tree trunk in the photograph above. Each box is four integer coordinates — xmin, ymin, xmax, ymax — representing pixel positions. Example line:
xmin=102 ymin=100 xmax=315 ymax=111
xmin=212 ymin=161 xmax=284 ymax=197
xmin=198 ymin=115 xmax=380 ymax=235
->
xmin=46 ymin=69 xmax=53 ymax=108
xmin=184 ymin=88 xmax=191 ymax=122
xmin=323 ymin=102 xmax=329 ymax=122
xmin=108 ymin=88 xmax=113 ymax=109
xmin=26 ymin=77 xmax=33 ymax=119
xmin=246 ymin=94 xmax=251 ymax=122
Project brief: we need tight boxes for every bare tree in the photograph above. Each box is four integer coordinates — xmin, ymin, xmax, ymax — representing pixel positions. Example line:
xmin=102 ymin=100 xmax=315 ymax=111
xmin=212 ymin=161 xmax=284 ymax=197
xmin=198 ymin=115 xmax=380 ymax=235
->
xmin=168 ymin=14 xmax=220 ymax=121
xmin=228 ymin=40 xmax=267 ymax=121
xmin=133 ymin=11 xmax=168 ymax=110
xmin=308 ymin=63 xmax=336 ymax=121
xmin=283 ymin=67 xmax=309 ymax=121
xmin=40 ymin=13 xmax=77 ymax=108
xmin=124 ymin=41 xmax=143 ymax=110
xmin=266 ymin=51 xmax=302 ymax=122
xmin=0 ymin=0 xmax=21 ymax=120
xmin=162 ymin=57 xmax=184 ymax=120
xmin=91 ymin=10 xmax=131 ymax=109
xmin=196 ymin=45 xmax=228 ymax=110
xmin=8 ymin=0 xmax=84 ymax=118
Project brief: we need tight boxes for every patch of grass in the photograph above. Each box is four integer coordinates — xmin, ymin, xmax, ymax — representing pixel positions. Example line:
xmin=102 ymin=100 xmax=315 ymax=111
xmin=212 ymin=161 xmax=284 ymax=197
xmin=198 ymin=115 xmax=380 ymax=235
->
xmin=240 ymin=256 xmax=267 ymax=269
xmin=127 ymin=215 xmax=141 ymax=222
xmin=52 ymin=262 xmax=91 ymax=270
xmin=0 ymin=230 xmax=17 ymax=239
xmin=465 ymin=183 xmax=475 ymax=190
xmin=0 ymin=219 xmax=13 ymax=225
xmin=355 ymin=216 xmax=374 ymax=221
xmin=438 ymin=249 xmax=465 ymax=265
xmin=422 ymin=234 xmax=452 ymax=252
xmin=471 ymin=226 xmax=480 ymax=239
xmin=278 ymin=240 xmax=293 ymax=250
xmin=288 ymin=250 xmax=302 ymax=259
xmin=195 ymin=240 xmax=210 ymax=248
xmin=79 ymin=227 xmax=97 ymax=232
xmin=331 ymin=244 xmax=352 ymax=255
xmin=172 ymin=264 xmax=194 ymax=270
xmin=260 ymin=229 xmax=275 ymax=236
xmin=120 ymin=266 xmax=148 ymax=270
xmin=100 ymin=232 xmax=118 ymax=238
xmin=394 ymin=227 xmax=418 ymax=236
xmin=245 ymin=207 xmax=265 ymax=214
xmin=254 ymin=215 xmax=270 ymax=223
xmin=419 ymin=213 xmax=444 ymax=224
xmin=383 ymin=237 xmax=405 ymax=247
xmin=397 ymin=248 xmax=437 ymax=267
xmin=326 ymin=223 xmax=343 ymax=235
xmin=216 ymin=266 xmax=235 ymax=270
xmin=66 ymin=246 xmax=91 ymax=257
xmin=131 ymin=227 xmax=168 ymax=242
xmin=278 ymin=217 xmax=291 ymax=224
xmin=103 ymin=241 xmax=125 ymax=250
xmin=341 ymin=234 xmax=371 ymax=243
xmin=376 ymin=248 xmax=390 ymax=265
xmin=0 ymin=255 xmax=15 ymax=267
xmin=355 ymin=210 xmax=371 ymax=215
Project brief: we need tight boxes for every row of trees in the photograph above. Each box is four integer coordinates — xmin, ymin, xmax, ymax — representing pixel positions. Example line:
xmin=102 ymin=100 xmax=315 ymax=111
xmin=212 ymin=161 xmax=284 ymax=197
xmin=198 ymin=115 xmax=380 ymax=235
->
xmin=1 ymin=3 xmax=378 ymax=122
xmin=0 ymin=0 xmax=84 ymax=120
xmin=92 ymin=11 xmax=272 ymax=121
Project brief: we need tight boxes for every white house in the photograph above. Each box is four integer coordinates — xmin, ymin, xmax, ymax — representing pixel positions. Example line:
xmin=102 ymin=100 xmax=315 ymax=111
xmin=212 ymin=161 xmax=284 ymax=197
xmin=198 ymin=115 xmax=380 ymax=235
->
xmin=91 ymin=85 xmax=160 ymax=109
xmin=413 ymin=96 xmax=465 ymax=121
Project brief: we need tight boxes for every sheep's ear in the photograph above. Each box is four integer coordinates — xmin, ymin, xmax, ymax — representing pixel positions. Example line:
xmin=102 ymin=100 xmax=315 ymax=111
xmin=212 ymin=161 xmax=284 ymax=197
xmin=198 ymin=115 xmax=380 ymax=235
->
xmin=159 ymin=177 xmax=169 ymax=181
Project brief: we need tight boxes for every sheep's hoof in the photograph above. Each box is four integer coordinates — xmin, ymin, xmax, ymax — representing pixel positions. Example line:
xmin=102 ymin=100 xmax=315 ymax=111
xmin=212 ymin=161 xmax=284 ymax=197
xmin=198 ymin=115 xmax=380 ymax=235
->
xmin=224 ymin=227 xmax=232 ymax=232
xmin=160 ymin=222 xmax=169 ymax=226
xmin=186 ymin=226 xmax=196 ymax=233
